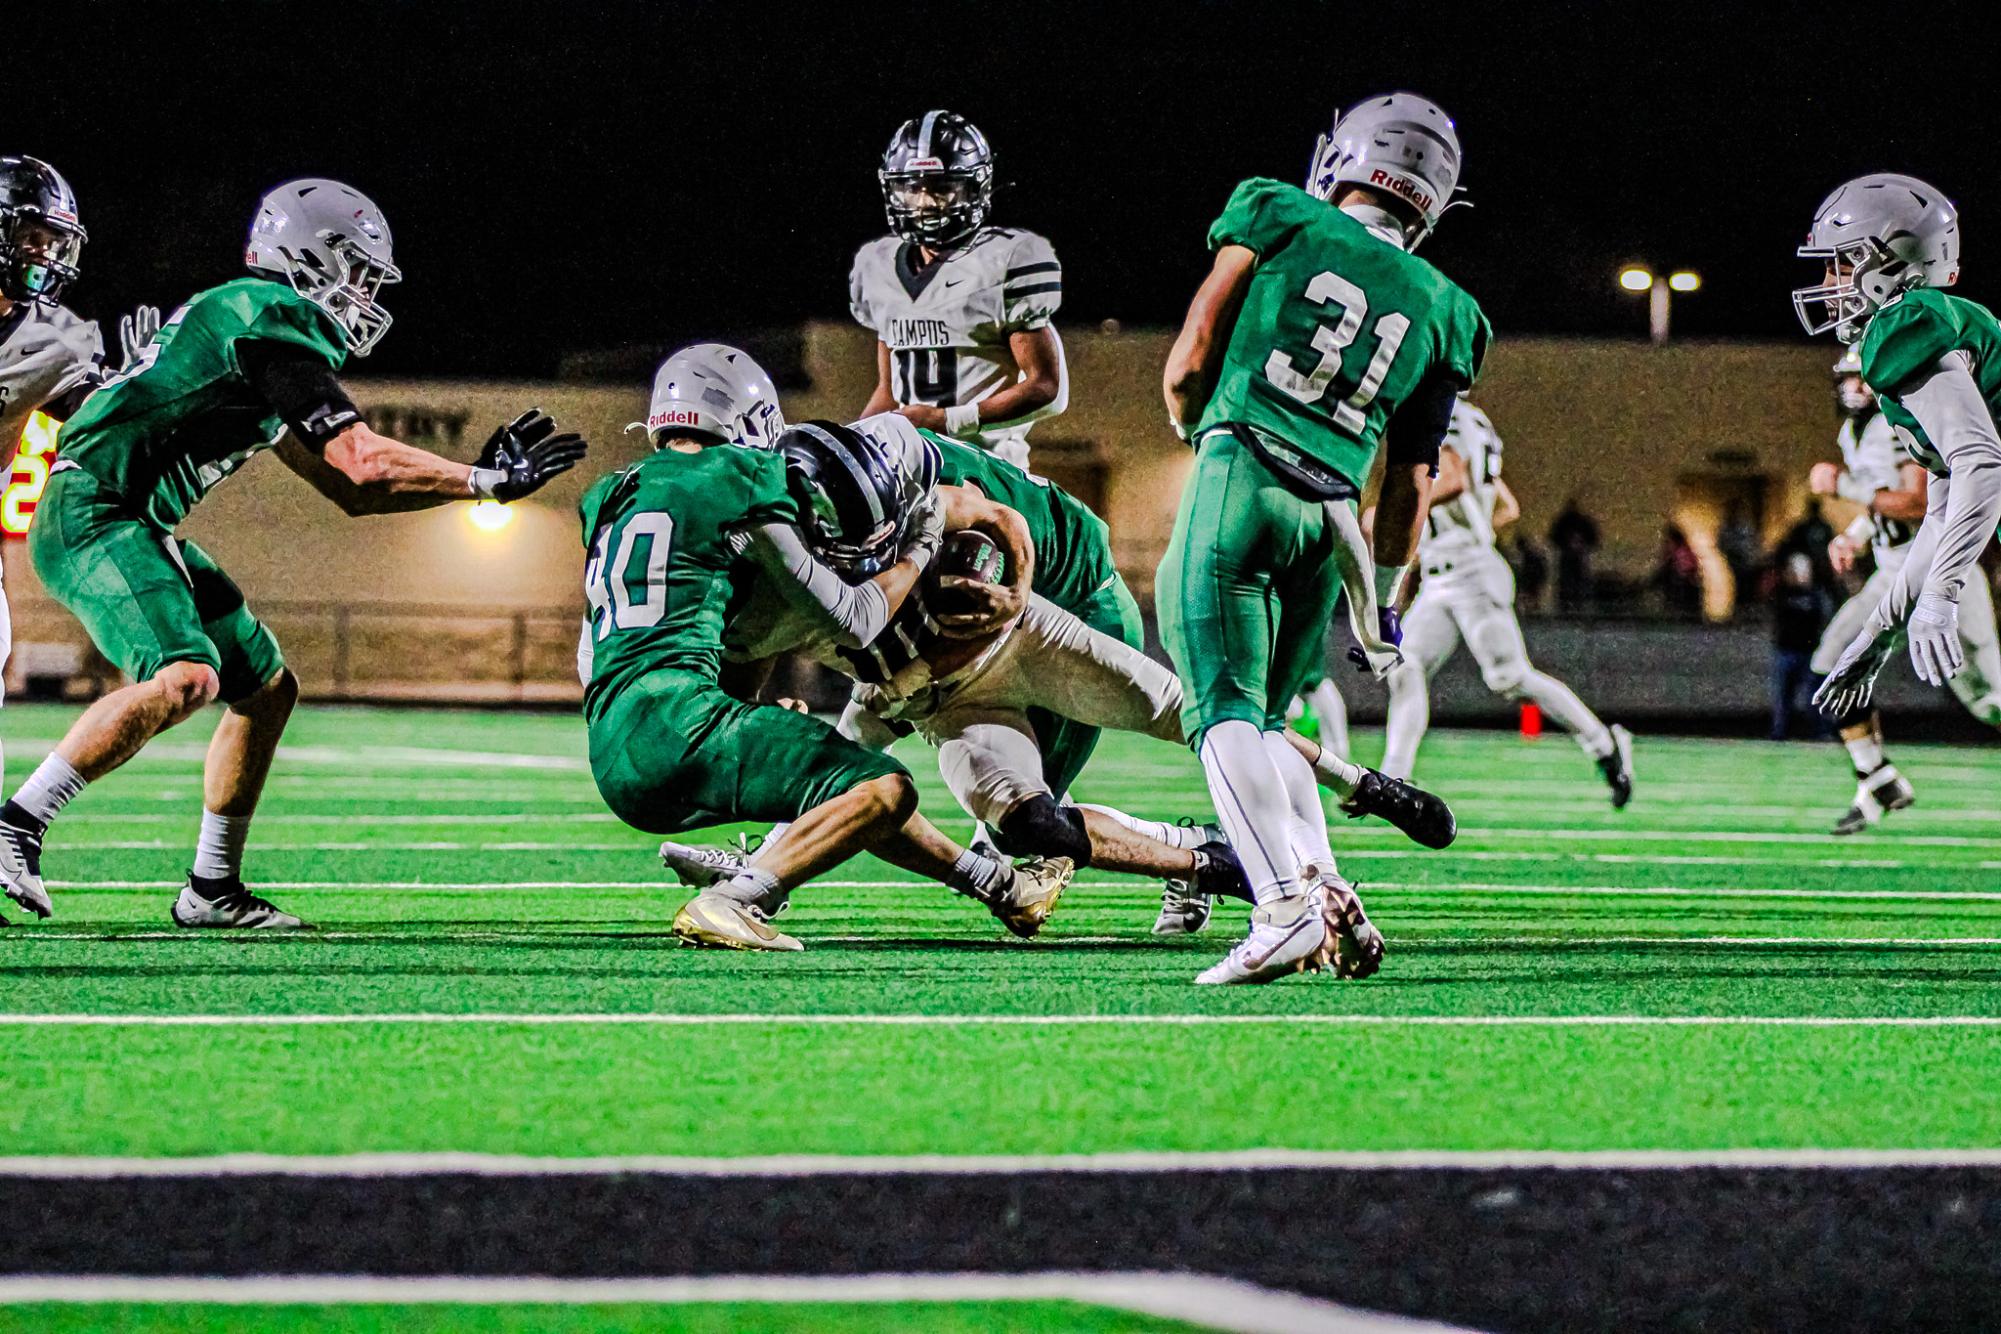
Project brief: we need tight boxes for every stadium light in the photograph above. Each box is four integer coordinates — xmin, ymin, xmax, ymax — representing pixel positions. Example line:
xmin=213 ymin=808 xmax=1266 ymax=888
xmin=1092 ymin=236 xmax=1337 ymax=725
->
xmin=466 ymin=501 xmax=515 ymax=532
xmin=1618 ymin=263 xmax=1701 ymax=344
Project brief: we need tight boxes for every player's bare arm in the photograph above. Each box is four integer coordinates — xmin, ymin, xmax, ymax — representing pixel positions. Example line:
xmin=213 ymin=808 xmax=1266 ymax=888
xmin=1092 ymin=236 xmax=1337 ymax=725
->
xmin=932 ymin=483 xmax=1034 ymax=635
xmin=1163 ymin=245 xmax=1256 ymax=433
xmin=902 ymin=327 xmax=1065 ymax=433
xmin=1491 ymin=477 xmax=1522 ymax=529
xmin=861 ymin=340 xmax=898 ymax=418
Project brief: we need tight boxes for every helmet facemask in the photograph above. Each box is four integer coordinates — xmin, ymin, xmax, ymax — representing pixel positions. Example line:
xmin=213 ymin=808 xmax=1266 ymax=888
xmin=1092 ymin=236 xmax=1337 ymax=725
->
xmin=276 ymin=234 xmax=400 ymax=355
xmin=881 ymin=167 xmax=991 ymax=250
xmin=0 ymin=209 xmax=85 ymax=306
xmin=1793 ymin=240 xmax=1903 ymax=343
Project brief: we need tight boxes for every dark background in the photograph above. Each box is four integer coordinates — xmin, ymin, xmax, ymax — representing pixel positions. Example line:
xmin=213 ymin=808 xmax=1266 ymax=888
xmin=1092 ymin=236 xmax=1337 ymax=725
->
xmin=18 ymin=1 xmax=1991 ymax=376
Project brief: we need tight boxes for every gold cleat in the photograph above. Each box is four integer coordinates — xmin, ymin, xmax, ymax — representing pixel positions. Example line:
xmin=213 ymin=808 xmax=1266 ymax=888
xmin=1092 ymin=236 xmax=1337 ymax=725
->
xmin=672 ymin=892 xmax=803 ymax=952
xmin=1310 ymin=871 xmax=1385 ymax=979
xmin=991 ymin=856 xmax=1072 ymax=939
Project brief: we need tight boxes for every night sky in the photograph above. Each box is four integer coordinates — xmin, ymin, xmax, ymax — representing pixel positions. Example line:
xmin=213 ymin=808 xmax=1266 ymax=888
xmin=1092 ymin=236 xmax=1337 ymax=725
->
xmin=21 ymin=1 xmax=1993 ymax=376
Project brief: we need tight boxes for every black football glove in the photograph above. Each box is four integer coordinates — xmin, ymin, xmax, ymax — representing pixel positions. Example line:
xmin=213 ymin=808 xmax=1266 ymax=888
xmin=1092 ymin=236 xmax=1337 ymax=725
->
xmin=475 ymin=409 xmax=588 ymax=501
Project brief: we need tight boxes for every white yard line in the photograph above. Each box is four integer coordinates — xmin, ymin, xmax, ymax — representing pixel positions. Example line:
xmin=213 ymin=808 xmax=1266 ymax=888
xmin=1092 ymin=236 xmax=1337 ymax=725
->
xmin=0 ymin=1272 xmax=1455 ymax=1333
xmin=5 ymin=1147 xmax=2001 ymax=1178
xmin=0 ymin=1012 xmax=1995 ymax=1029
xmin=11 ymin=930 xmax=1997 ymax=948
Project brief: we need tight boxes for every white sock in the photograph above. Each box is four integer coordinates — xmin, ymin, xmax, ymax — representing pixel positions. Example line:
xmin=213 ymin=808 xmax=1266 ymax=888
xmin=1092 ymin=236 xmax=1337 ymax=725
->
xmin=717 ymin=866 xmax=783 ymax=913
xmin=191 ymin=810 xmax=251 ymax=880
xmin=11 ymin=753 xmax=87 ymax=829
xmin=1197 ymin=720 xmax=1304 ymax=906
xmin=1264 ymin=730 xmax=1336 ymax=874
xmin=1516 ymin=670 xmax=1613 ymax=759
xmin=1844 ymin=733 xmax=1886 ymax=776
xmin=1073 ymin=803 xmax=1204 ymax=849
xmin=1307 ymin=679 xmax=1350 ymax=755
xmin=1381 ymin=658 xmax=1429 ymax=780
xmin=948 ymin=848 xmax=1006 ymax=901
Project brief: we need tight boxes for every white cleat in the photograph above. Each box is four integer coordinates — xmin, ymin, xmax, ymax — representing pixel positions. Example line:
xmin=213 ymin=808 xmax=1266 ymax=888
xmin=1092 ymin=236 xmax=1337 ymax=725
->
xmin=672 ymin=891 xmax=802 ymax=952
xmin=1194 ymin=893 xmax=1329 ymax=985
xmin=1151 ymin=880 xmax=1213 ymax=935
xmin=991 ymin=856 xmax=1072 ymax=939
xmin=658 ymin=840 xmax=747 ymax=888
xmin=171 ymin=878 xmax=311 ymax=930
xmin=0 ymin=818 xmax=51 ymax=920
xmin=1311 ymin=870 xmax=1385 ymax=980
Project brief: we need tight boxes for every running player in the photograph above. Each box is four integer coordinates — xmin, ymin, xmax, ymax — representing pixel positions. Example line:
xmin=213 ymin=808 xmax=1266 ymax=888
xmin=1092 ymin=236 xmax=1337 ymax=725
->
xmin=1381 ymin=395 xmax=1634 ymax=804
xmin=1159 ymin=93 xmax=1489 ymax=983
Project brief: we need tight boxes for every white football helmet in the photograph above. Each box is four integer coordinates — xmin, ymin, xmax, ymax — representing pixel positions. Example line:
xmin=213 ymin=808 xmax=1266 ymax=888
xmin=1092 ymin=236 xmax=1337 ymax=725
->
xmin=642 ymin=343 xmax=785 ymax=448
xmin=1831 ymin=347 xmax=1874 ymax=416
xmin=1794 ymin=173 xmax=1960 ymax=343
xmin=244 ymin=178 xmax=399 ymax=356
xmin=1307 ymin=92 xmax=1463 ymax=249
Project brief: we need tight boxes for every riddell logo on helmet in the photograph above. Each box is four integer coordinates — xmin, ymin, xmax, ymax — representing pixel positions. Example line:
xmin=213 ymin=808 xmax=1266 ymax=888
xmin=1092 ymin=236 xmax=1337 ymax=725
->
xmin=905 ymin=157 xmax=944 ymax=171
xmin=1369 ymin=170 xmax=1433 ymax=215
xmin=648 ymin=409 xmax=703 ymax=428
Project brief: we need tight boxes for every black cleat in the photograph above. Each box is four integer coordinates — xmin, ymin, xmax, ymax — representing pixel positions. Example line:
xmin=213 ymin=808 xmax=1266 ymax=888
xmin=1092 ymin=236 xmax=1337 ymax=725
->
xmin=1340 ymin=770 xmax=1457 ymax=849
xmin=1597 ymin=724 xmax=1636 ymax=809
xmin=0 ymin=812 xmax=51 ymax=918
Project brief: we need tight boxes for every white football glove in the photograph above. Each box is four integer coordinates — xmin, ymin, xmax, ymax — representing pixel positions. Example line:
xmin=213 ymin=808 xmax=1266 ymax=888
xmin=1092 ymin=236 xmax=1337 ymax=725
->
xmin=117 ymin=304 xmax=161 ymax=372
xmin=1812 ymin=626 xmax=1897 ymax=718
xmin=1906 ymin=591 xmax=1964 ymax=687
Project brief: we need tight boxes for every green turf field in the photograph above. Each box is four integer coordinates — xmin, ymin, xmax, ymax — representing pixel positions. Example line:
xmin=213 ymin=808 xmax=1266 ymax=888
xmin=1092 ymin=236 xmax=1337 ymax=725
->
xmin=2 ymin=700 xmax=1998 ymax=1161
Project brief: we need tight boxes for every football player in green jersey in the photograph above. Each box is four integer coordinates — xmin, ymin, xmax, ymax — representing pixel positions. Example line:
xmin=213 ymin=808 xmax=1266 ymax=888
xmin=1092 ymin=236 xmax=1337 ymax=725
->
xmin=0 ymin=179 xmax=586 ymax=929
xmin=1158 ymin=92 xmax=1489 ymax=984
xmin=586 ymin=386 xmax=1066 ymax=951
xmin=1798 ymin=175 xmax=2001 ymax=717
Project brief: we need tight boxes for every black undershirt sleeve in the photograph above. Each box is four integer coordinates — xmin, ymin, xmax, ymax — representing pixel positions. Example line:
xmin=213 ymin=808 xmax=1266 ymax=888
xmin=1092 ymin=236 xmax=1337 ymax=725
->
xmin=40 ymin=376 xmax=100 ymax=423
xmin=1384 ymin=371 xmax=1461 ymax=476
xmin=237 ymin=339 xmax=361 ymax=449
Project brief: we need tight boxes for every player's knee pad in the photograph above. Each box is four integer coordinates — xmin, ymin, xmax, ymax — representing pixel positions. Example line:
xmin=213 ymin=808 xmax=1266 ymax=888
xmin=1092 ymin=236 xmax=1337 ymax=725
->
xmin=993 ymin=795 xmax=1093 ymax=866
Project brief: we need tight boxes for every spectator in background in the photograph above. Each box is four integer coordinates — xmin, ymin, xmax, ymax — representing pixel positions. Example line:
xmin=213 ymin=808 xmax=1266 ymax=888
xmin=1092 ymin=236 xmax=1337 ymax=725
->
xmin=1776 ymin=502 xmax=1840 ymax=595
xmin=1717 ymin=504 xmax=1762 ymax=611
xmin=1770 ymin=550 xmax=1834 ymax=740
xmin=1508 ymin=532 xmax=1551 ymax=615
xmin=1652 ymin=524 xmax=1703 ymax=620
xmin=1549 ymin=498 xmax=1600 ymax=615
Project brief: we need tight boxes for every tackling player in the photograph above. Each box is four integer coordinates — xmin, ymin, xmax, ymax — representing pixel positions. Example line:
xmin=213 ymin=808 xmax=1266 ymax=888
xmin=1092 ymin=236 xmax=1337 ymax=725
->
xmin=1809 ymin=348 xmax=2000 ymax=832
xmin=1380 ymin=396 xmax=1635 ymax=804
xmin=0 ymin=178 xmax=586 ymax=929
xmin=1803 ymin=175 xmax=2001 ymax=723
xmin=852 ymin=110 xmax=1066 ymax=468
xmin=1159 ymin=92 xmax=1489 ymax=984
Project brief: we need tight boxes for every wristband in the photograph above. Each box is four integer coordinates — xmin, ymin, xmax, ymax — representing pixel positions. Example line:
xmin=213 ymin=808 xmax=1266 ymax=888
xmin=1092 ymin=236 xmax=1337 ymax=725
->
xmin=469 ymin=467 xmax=506 ymax=500
xmin=1842 ymin=513 xmax=1876 ymax=545
xmin=943 ymin=402 xmax=982 ymax=437
xmin=1168 ymin=415 xmax=1189 ymax=443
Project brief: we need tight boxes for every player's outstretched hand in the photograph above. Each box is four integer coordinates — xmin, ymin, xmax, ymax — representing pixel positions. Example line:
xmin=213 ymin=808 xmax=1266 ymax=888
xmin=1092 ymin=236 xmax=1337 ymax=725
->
xmin=480 ymin=409 xmax=588 ymax=501
xmin=1813 ymin=626 xmax=1897 ymax=718
xmin=1907 ymin=593 xmax=1965 ymax=687
xmin=932 ymin=578 xmax=1019 ymax=639
xmin=117 ymin=304 xmax=161 ymax=371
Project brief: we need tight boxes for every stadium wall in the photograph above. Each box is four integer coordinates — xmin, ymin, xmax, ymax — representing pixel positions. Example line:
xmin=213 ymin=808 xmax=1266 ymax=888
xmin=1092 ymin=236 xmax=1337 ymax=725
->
xmin=0 ymin=330 xmax=1957 ymax=717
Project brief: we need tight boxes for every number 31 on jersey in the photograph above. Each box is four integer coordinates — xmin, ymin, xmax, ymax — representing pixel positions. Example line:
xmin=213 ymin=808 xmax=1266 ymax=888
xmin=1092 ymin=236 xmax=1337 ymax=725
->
xmin=1265 ymin=271 xmax=1409 ymax=434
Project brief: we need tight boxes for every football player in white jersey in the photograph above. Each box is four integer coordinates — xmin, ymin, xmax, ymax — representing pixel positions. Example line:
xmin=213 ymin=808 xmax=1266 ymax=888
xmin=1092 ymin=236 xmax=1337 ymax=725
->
xmin=851 ymin=110 xmax=1067 ymax=469
xmin=0 ymin=156 xmax=156 ymax=832
xmin=1381 ymin=396 xmax=1636 ymax=804
xmin=1809 ymin=348 xmax=2001 ymax=834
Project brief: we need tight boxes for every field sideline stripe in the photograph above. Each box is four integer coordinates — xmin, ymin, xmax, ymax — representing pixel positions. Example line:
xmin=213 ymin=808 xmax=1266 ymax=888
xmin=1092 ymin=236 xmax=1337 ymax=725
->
xmin=3 ymin=1149 xmax=2001 ymax=1179
xmin=40 ymin=879 xmax=2001 ymax=903
xmin=0 ymin=1013 xmax=1997 ymax=1029
xmin=13 ymin=932 xmax=2001 ymax=948
xmin=0 ymin=1273 xmax=1446 ymax=1332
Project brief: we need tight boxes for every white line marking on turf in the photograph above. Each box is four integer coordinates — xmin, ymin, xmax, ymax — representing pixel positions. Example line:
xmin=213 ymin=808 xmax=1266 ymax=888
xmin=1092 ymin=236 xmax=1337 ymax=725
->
xmin=6 ymin=1148 xmax=2001 ymax=1178
xmin=0 ymin=1273 xmax=1449 ymax=1333
xmin=0 ymin=1012 xmax=1996 ymax=1028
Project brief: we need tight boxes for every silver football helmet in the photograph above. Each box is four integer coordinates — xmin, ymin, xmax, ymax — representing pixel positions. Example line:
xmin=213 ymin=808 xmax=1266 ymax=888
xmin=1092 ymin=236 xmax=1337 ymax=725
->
xmin=1307 ymin=92 xmax=1463 ymax=249
xmin=244 ymin=178 xmax=400 ymax=355
xmin=1831 ymin=347 xmax=1875 ymax=417
xmin=642 ymin=343 xmax=785 ymax=449
xmin=1794 ymin=173 xmax=1959 ymax=343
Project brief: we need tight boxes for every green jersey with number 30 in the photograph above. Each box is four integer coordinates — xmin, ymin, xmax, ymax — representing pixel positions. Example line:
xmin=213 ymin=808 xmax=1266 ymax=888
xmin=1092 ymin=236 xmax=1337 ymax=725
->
xmin=579 ymin=444 xmax=802 ymax=720
xmin=1860 ymin=287 xmax=2001 ymax=475
xmin=56 ymin=278 xmax=349 ymax=531
xmin=1196 ymin=178 xmax=1489 ymax=487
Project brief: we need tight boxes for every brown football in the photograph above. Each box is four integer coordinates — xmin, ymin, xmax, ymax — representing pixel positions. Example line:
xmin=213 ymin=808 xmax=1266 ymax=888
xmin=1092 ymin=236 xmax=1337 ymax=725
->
xmin=924 ymin=530 xmax=1008 ymax=615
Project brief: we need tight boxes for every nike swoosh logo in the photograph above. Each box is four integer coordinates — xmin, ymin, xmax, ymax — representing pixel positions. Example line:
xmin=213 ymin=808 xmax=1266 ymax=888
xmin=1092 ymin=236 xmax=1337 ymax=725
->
xmin=942 ymin=278 xmax=966 ymax=289
xmin=1245 ymin=914 xmax=1320 ymax=969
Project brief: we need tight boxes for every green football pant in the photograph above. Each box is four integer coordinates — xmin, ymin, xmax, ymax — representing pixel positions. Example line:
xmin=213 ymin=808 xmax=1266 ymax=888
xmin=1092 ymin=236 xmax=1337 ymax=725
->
xmin=30 ymin=464 xmax=285 ymax=704
xmin=1028 ymin=571 xmax=1144 ymax=798
xmin=1156 ymin=428 xmax=1343 ymax=747
xmin=589 ymin=668 xmax=907 ymax=835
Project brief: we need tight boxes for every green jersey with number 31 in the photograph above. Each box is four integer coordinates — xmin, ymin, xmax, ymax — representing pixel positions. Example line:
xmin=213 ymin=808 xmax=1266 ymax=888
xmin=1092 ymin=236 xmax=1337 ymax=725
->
xmin=579 ymin=444 xmax=802 ymax=721
xmin=1196 ymin=178 xmax=1489 ymax=488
